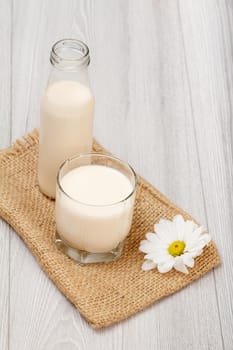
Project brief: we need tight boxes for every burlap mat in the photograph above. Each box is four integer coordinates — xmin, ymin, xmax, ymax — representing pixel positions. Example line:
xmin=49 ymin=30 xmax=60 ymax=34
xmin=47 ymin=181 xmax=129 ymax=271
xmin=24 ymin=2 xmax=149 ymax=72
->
xmin=0 ymin=130 xmax=220 ymax=328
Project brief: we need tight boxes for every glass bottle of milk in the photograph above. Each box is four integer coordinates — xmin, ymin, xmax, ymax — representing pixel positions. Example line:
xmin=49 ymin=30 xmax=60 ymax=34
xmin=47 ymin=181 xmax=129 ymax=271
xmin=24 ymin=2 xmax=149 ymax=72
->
xmin=38 ymin=39 xmax=94 ymax=198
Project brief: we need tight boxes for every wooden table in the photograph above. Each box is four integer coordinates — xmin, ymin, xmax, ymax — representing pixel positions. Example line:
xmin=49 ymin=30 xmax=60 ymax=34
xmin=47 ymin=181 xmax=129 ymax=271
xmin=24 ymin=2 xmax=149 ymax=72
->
xmin=0 ymin=1 xmax=232 ymax=349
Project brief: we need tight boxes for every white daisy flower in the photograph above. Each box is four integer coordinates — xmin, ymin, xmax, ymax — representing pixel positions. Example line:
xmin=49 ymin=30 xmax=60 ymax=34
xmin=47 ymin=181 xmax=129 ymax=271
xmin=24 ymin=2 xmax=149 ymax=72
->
xmin=139 ymin=215 xmax=211 ymax=274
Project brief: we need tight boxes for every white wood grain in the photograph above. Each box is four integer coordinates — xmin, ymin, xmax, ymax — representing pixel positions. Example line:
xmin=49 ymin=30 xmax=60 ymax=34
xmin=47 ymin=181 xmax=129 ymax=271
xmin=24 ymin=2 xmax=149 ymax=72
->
xmin=179 ymin=1 xmax=233 ymax=348
xmin=0 ymin=0 xmax=232 ymax=349
xmin=10 ymin=1 xmax=124 ymax=349
xmin=9 ymin=2 xmax=99 ymax=349
xmin=0 ymin=0 xmax=11 ymax=349
xmin=0 ymin=221 xmax=10 ymax=350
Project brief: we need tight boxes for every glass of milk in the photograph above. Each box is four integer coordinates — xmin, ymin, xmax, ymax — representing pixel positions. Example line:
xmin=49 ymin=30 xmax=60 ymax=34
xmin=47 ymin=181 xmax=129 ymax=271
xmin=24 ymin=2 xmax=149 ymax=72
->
xmin=38 ymin=39 xmax=95 ymax=199
xmin=55 ymin=153 xmax=137 ymax=264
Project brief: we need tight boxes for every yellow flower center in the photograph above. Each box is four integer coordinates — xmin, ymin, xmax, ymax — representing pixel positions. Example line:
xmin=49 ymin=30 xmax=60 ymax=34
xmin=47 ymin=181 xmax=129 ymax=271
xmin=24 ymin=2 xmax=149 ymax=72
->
xmin=168 ymin=240 xmax=186 ymax=257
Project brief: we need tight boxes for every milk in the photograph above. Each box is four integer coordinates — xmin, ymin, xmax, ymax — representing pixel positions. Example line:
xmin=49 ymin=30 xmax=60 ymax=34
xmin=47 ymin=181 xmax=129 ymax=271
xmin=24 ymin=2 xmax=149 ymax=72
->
xmin=38 ymin=80 xmax=94 ymax=198
xmin=55 ymin=165 xmax=136 ymax=253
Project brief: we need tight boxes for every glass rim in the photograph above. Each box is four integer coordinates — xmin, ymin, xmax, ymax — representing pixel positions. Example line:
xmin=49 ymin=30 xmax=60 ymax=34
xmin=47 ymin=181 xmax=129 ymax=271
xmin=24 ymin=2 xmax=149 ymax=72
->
xmin=57 ymin=152 xmax=137 ymax=207
xmin=50 ymin=38 xmax=90 ymax=67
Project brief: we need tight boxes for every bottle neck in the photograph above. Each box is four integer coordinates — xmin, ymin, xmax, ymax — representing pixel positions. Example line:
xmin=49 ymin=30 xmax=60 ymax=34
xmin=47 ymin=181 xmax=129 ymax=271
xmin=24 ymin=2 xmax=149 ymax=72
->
xmin=50 ymin=39 xmax=90 ymax=71
xmin=48 ymin=39 xmax=91 ymax=87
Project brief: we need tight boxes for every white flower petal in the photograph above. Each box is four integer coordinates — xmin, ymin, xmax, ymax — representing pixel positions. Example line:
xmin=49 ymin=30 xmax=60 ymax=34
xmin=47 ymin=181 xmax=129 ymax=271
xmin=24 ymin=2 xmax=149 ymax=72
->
xmin=145 ymin=232 xmax=157 ymax=241
xmin=183 ymin=221 xmax=199 ymax=241
xmin=145 ymin=250 xmax=169 ymax=262
xmin=185 ymin=227 xmax=204 ymax=246
xmin=174 ymin=218 xmax=186 ymax=240
xmin=193 ymin=225 xmax=206 ymax=236
xmin=196 ymin=239 xmax=210 ymax=251
xmin=145 ymin=232 xmax=167 ymax=247
xmin=182 ymin=253 xmax=195 ymax=268
xmin=188 ymin=226 xmax=206 ymax=241
xmin=173 ymin=215 xmax=185 ymax=223
xmin=157 ymin=258 xmax=174 ymax=273
xmin=139 ymin=240 xmax=156 ymax=254
xmin=156 ymin=255 xmax=173 ymax=264
xmin=173 ymin=257 xmax=189 ymax=274
xmin=199 ymin=233 xmax=211 ymax=245
xmin=190 ymin=248 xmax=203 ymax=258
xmin=185 ymin=238 xmax=199 ymax=251
xmin=185 ymin=232 xmax=210 ymax=252
xmin=188 ymin=235 xmax=211 ymax=255
xmin=142 ymin=259 xmax=157 ymax=271
xmin=154 ymin=221 xmax=177 ymax=243
xmin=158 ymin=218 xmax=171 ymax=225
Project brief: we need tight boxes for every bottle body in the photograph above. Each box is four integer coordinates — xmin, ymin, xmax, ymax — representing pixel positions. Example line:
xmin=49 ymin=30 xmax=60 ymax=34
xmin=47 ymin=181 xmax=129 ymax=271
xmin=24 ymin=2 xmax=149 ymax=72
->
xmin=38 ymin=40 xmax=94 ymax=198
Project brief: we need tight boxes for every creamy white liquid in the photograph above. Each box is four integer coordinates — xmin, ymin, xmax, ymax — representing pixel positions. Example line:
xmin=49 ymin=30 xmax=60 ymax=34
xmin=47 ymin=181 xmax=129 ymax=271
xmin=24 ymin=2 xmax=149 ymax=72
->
xmin=55 ymin=165 xmax=135 ymax=253
xmin=38 ymin=80 xmax=94 ymax=198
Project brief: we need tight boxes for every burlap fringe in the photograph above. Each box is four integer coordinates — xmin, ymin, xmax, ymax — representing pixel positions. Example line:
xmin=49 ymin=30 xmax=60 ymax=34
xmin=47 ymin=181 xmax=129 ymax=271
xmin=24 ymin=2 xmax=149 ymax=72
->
xmin=0 ymin=129 xmax=39 ymax=165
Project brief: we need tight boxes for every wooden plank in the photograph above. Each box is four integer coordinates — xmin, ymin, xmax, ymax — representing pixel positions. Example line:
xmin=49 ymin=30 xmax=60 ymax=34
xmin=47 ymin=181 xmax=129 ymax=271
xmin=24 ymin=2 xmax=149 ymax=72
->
xmin=179 ymin=0 xmax=233 ymax=348
xmin=9 ymin=1 xmax=124 ymax=349
xmin=5 ymin=0 xmax=232 ymax=348
xmin=112 ymin=0 xmax=223 ymax=348
xmin=0 ymin=0 xmax=11 ymax=349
